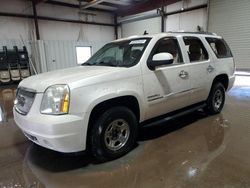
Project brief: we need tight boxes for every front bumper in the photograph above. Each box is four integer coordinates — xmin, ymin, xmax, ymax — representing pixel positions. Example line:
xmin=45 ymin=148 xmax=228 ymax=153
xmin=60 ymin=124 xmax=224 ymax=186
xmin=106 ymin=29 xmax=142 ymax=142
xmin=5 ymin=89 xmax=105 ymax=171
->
xmin=13 ymin=94 xmax=89 ymax=153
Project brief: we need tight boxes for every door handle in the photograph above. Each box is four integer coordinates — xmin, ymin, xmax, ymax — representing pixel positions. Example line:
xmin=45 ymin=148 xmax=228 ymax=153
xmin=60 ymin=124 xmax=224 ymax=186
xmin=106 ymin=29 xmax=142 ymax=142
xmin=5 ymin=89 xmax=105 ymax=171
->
xmin=179 ymin=70 xmax=189 ymax=79
xmin=207 ymin=65 xmax=215 ymax=73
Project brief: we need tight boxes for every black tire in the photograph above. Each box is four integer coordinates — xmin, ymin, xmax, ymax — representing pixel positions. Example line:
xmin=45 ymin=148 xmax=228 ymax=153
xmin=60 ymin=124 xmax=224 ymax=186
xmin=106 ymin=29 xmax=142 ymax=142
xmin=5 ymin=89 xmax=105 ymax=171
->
xmin=90 ymin=106 xmax=138 ymax=162
xmin=205 ymin=82 xmax=225 ymax=115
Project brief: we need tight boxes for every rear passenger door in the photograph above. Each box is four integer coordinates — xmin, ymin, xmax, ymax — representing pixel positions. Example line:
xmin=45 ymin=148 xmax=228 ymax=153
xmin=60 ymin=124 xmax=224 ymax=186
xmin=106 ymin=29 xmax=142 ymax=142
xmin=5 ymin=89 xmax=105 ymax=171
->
xmin=183 ymin=36 xmax=215 ymax=104
xmin=206 ymin=37 xmax=235 ymax=79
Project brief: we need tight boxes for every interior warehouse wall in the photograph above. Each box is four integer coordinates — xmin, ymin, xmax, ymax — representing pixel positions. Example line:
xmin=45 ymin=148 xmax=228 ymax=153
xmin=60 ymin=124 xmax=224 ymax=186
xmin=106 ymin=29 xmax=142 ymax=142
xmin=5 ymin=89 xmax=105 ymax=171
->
xmin=0 ymin=0 xmax=115 ymax=73
xmin=119 ymin=0 xmax=208 ymax=37
xmin=120 ymin=10 xmax=161 ymax=37
xmin=165 ymin=0 xmax=207 ymax=32
xmin=208 ymin=0 xmax=250 ymax=70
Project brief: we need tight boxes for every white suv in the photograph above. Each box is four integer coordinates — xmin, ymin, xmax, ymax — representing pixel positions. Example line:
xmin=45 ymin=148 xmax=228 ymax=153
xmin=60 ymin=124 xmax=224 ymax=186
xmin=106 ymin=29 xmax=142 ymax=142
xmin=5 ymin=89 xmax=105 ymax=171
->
xmin=14 ymin=32 xmax=235 ymax=161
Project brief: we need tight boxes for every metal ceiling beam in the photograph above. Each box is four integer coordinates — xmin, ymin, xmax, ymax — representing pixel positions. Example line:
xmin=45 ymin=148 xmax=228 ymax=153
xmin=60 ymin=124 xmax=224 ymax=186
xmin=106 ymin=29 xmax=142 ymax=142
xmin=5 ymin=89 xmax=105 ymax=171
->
xmin=80 ymin=0 xmax=105 ymax=9
xmin=80 ymin=0 xmax=129 ymax=7
xmin=99 ymin=2 xmax=120 ymax=8
xmin=45 ymin=0 xmax=114 ymax=13
xmin=0 ymin=12 xmax=115 ymax=27
xmin=163 ymin=4 xmax=207 ymax=16
xmin=118 ymin=3 xmax=207 ymax=24
xmin=103 ymin=0 xmax=130 ymax=6
xmin=33 ymin=0 xmax=45 ymax=4
xmin=116 ymin=0 xmax=181 ymax=17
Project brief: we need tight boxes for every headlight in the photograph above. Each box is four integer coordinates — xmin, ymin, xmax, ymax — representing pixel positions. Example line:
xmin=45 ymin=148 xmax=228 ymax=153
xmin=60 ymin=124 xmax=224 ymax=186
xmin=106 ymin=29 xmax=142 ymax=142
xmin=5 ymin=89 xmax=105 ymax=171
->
xmin=40 ymin=85 xmax=70 ymax=115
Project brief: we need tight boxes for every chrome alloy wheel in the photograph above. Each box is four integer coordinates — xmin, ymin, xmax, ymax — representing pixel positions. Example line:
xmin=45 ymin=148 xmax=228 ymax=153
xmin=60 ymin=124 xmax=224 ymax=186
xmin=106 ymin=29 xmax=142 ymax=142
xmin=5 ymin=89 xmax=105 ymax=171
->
xmin=213 ymin=89 xmax=223 ymax=110
xmin=104 ymin=119 xmax=130 ymax=151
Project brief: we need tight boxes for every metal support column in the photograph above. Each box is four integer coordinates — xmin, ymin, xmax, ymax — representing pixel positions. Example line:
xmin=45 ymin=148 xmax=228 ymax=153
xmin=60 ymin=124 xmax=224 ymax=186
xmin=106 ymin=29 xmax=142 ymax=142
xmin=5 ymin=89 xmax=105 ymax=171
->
xmin=114 ymin=14 xmax=118 ymax=39
xmin=161 ymin=6 xmax=165 ymax=32
xmin=32 ymin=0 xmax=40 ymax=40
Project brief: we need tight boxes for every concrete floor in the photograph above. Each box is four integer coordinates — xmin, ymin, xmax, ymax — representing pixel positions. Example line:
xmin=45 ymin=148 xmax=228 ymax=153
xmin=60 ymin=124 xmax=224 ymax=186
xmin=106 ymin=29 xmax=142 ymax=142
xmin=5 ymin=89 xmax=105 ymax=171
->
xmin=0 ymin=76 xmax=250 ymax=188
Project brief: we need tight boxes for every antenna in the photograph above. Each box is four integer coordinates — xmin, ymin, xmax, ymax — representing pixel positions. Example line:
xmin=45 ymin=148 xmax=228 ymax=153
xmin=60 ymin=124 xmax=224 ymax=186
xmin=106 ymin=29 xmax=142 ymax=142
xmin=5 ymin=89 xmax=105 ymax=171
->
xmin=143 ymin=30 xmax=149 ymax=35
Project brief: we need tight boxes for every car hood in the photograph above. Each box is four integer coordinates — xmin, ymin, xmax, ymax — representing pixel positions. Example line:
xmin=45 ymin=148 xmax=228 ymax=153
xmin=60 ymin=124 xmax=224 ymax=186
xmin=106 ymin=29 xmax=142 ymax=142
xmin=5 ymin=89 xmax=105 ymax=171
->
xmin=19 ymin=66 xmax=127 ymax=92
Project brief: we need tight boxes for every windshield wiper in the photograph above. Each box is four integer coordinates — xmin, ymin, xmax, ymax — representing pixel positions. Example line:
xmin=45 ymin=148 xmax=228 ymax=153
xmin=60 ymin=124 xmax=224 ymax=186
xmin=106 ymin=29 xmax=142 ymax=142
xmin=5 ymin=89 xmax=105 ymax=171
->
xmin=98 ymin=61 xmax=118 ymax=67
xmin=82 ymin=61 xmax=118 ymax=67
xmin=81 ymin=62 xmax=92 ymax=66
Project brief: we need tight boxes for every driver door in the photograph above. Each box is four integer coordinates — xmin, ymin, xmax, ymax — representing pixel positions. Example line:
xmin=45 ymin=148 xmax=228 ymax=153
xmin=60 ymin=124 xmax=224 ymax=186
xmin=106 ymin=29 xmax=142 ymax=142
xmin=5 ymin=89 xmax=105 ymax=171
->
xmin=142 ymin=37 xmax=192 ymax=120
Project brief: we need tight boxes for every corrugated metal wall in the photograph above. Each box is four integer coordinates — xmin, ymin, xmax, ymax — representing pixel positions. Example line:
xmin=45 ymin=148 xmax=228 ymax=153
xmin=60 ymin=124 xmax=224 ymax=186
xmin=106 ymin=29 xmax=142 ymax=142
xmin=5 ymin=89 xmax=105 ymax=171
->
xmin=208 ymin=0 xmax=250 ymax=70
xmin=166 ymin=8 xmax=207 ymax=32
xmin=121 ymin=17 xmax=161 ymax=37
xmin=43 ymin=40 xmax=77 ymax=71
xmin=0 ymin=39 xmax=106 ymax=74
xmin=41 ymin=40 xmax=104 ymax=72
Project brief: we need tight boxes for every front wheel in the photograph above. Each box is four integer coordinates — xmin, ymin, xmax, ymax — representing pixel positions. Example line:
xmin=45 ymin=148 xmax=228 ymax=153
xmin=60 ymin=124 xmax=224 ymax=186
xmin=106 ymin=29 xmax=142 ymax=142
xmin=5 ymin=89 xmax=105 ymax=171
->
xmin=90 ymin=106 xmax=138 ymax=162
xmin=205 ymin=82 xmax=225 ymax=115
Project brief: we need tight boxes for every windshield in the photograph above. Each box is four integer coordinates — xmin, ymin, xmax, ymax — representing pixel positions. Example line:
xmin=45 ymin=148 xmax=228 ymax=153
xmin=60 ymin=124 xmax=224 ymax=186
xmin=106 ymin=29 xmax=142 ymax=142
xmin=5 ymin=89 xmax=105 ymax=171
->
xmin=82 ymin=38 xmax=151 ymax=67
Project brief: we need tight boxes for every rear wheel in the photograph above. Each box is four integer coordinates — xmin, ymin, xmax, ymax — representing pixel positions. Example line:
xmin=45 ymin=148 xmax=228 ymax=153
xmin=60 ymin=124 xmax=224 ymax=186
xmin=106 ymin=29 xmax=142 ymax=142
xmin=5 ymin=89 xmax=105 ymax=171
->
xmin=205 ymin=82 xmax=225 ymax=114
xmin=90 ymin=106 xmax=138 ymax=162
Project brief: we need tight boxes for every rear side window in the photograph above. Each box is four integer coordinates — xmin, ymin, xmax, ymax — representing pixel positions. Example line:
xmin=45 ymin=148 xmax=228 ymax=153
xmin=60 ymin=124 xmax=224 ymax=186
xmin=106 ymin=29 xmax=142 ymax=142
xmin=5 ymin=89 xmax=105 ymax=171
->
xmin=183 ymin=37 xmax=209 ymax=62
xmin=206 ymin=37 xmax=232 ymax=58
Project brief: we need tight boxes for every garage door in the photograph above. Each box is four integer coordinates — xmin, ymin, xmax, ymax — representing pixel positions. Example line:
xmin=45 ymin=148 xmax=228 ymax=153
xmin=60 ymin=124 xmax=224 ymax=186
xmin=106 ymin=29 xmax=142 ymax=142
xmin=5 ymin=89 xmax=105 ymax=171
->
xmin=208 ymin=0 xmax=250 ymax=70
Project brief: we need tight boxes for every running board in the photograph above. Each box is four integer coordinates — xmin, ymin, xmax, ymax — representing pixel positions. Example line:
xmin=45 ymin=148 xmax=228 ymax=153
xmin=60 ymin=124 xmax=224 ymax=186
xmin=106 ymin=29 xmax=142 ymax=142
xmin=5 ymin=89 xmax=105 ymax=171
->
xmin=141 ymin=103 xmax=207 ymax=128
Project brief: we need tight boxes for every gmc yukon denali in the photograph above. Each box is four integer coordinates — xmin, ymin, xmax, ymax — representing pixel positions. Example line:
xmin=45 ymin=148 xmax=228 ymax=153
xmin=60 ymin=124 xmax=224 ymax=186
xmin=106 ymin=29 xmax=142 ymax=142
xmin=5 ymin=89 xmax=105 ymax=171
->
xmin=14 ymin=32 xmax=235 ymax=161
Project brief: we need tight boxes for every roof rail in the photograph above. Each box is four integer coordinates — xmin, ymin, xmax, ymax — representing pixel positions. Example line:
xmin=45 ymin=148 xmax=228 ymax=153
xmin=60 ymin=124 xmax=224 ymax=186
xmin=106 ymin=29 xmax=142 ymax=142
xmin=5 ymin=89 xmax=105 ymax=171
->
xmin=167 ymin=31 xmax=217 ymax=36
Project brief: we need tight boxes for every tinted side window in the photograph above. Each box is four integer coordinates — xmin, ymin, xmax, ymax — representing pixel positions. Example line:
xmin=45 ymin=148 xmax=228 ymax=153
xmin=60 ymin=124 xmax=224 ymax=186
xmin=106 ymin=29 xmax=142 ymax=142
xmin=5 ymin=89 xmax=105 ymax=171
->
xmin=150 ymin=37 xmax=183 ymax=64
xmin=206 ymin=37 xmax=232 ymax=58
xmin=183 ymin=37 xmax=209 ymax=62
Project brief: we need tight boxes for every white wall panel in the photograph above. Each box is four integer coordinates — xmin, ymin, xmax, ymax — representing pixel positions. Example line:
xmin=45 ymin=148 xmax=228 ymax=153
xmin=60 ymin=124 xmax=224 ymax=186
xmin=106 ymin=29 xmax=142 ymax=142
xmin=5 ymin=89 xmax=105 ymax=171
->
xmin=35 ymin=40 xmax=105 ymax=72
xmin=121 ymin=17 xmax=161 ymax=37
xmin=0 ymin=0 xmax=32 ymax=14
xmin=44 ymin=40 xmax=77 ymax=71
xmin=0 ymin=0 xmax=115 ymax=42
xmin=208 ymin=0 xmax=250 ymax=70
xmin=166 ymin=8 xmax=207 ymax=32
xmin=37 ymin=4 xmax=114 ymax=24
xmin=38 ymin=20 xmax=114 ymax=42
xmin=120 ymin=0 xmax=207 ymax=37
xmin=0 ymin=17 xmax=34 ymax=40
xmin=0 ymin=0 xmax=115 ymax=73
xmin=167 ymin=0 xmax=207 ymax=12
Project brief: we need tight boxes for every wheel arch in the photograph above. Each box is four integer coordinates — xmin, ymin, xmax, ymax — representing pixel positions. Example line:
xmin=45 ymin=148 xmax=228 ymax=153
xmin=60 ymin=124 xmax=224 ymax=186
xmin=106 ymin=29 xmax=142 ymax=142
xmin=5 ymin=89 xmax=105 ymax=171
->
xmin=212 ymin=74 xmax=229 ymax=90
xmin=86 ymin=95 xmax=141 ymax=151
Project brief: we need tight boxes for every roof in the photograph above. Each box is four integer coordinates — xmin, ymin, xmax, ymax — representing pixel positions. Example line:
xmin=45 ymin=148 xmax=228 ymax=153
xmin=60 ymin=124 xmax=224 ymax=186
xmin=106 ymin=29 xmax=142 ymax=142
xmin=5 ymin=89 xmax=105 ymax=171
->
xmin=114 ymin=32 xmax=221 ymax=42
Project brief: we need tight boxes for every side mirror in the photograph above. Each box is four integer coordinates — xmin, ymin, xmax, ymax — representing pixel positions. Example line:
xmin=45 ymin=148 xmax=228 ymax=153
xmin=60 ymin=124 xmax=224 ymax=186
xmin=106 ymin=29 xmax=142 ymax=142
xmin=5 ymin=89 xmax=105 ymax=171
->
xmin=149 ymin=52 xmax=174 ymax=70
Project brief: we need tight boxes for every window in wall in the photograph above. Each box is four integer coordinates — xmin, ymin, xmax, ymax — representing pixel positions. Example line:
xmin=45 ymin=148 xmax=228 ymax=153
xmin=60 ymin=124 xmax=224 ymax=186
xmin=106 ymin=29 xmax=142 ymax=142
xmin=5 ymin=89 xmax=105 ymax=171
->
xmin=76 ymin=46 xmax=92 ymax=64
xmin=206 ymin=38 xmax=232 ymax=58
xmin=183 ymin=37 xmax=208 ymax=62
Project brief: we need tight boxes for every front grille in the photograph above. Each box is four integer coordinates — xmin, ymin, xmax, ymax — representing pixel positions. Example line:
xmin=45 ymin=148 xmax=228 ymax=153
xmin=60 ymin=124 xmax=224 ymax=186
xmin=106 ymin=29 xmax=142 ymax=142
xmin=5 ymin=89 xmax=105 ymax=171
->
xmin=15 ymin=87 xmax=36 ymax=115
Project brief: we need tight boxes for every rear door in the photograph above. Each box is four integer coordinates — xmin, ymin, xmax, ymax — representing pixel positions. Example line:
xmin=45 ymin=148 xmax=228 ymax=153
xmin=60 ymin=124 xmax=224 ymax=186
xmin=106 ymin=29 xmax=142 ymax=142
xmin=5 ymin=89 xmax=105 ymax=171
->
xmin=142 ymin=37 xmax=192 ymax=120
xmin=205 ymin=37 xmax=235 ymax=81
xmin=182 ymin=36 xmax=215 ymax=104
